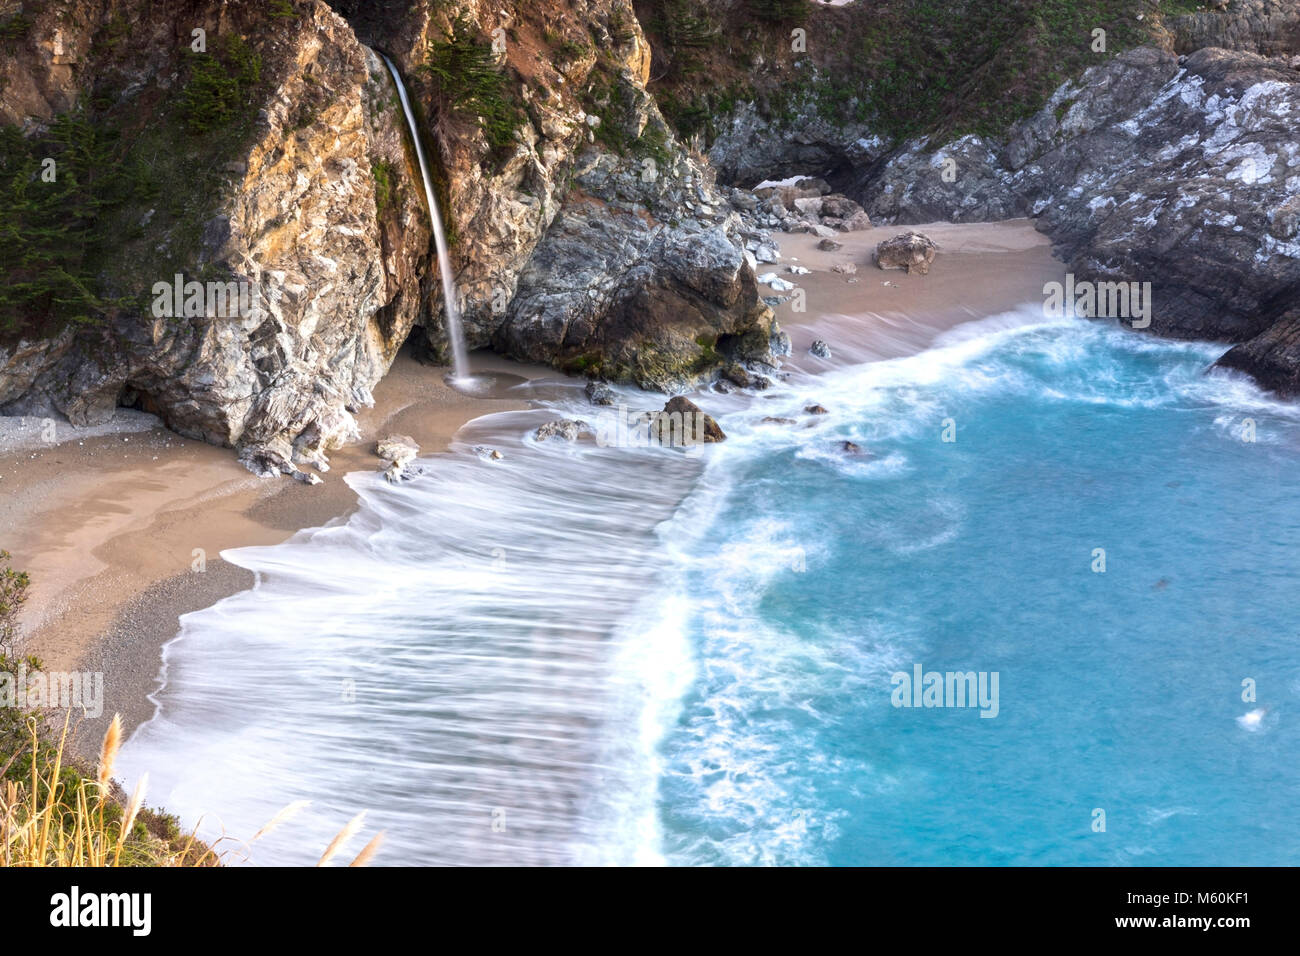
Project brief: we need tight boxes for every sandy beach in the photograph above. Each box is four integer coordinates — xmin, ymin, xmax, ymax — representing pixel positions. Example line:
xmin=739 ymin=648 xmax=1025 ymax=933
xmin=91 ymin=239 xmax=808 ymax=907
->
xmin=0 ymin=349 xmax=531 ymax=752
xmin=0 ymin=219 xmax=1063 ymax=756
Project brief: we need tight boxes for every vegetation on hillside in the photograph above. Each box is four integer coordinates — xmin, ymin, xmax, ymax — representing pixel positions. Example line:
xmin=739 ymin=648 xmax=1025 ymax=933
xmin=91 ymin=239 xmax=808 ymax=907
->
xmin=421 ymin=14 xmax=526 ymax=164
xmin=636 ymin=0 xmax=1198 ymax=149
xmin=0 ymin=26 xmax=271 ymax=345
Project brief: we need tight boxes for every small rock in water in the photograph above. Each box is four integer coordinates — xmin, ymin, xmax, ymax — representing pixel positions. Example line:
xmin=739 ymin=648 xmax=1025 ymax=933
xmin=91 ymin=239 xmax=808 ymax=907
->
xmin=831 ymin=262 xmax=857 ymax=275
xmin=817 ymin=237 xmax=843 ymax=251
xmin=805 ymin=404 xmax=829 ymax=415
xmin=534 ymin=419 xmax=590 ymax=441
xmin=721 ymin=363 xmax=754 ymax=389
xmin=376 ymin=434 xmax=420 ymax=482
xmin=770 ymin=329 xmax=793 ymax=356
xmin=585 ymin=380 xmax=615 ymax=406
xmin=472 ymin=445 xmax=504 ymax=461
xmin=661 ymin=396 xmax=726 ymax=443
xmin=809 ymin=340 xmax=832 ymax=359
xmin=376 ymin=434 xmax=419 ymax=467
xmin=293 ymin=469 xmax=323 ymax=485
xmin=840 ymin=440 xmax=865 ymax=455
xmin=788 ymin=265 xmax=811 ymax=275
xmin=761 ymin=416 xmax=797 ymax=425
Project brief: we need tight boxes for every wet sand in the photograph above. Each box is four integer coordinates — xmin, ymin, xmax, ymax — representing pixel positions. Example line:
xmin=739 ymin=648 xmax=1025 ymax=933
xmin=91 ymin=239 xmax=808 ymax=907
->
xmin=0 ymin=348 xmax=532 ymax=752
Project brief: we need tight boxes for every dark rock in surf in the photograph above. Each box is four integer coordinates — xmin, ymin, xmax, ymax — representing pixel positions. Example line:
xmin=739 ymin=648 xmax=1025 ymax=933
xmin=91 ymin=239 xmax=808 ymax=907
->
xmin=585 ymin=381 xmax=616 ymax=406
xmin=661 ymin=396 xmax=726 ymax=443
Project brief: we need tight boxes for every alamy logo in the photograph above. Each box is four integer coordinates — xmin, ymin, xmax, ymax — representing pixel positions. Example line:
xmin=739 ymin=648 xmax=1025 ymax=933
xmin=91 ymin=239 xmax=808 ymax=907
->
xmin=890 ymin=664 xmax=1000 ymax=718
xmin=50 ymin=887 xmax=151 ymax=936
xmin=0 ymin=663 xmax=103 ymax=718
xmin=1043 ymin=273 xmax=1151 ymax=328
xmin=151 ymin=274 xmax=263 ymax=319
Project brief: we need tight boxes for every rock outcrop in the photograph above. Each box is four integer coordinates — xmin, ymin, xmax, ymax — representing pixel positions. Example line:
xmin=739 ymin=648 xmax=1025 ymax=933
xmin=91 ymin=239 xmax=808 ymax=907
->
xmin=844 ymin=46 xmax=1300 ymax=392
xmin=1160 ymin=0 xmax=1300 ymax=57
xmin=2 ymin=1 xmax=426 ymax=479
xmin=0 ymin=0 xmax=777 ymax=476
xmin=706 ymin=96 xmax=884 ymax=187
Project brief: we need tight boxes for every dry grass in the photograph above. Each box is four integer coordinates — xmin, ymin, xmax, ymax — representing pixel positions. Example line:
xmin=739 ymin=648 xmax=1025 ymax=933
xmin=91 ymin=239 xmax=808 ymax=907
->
xmin=1 ymin=712 xmax=383 ymax=867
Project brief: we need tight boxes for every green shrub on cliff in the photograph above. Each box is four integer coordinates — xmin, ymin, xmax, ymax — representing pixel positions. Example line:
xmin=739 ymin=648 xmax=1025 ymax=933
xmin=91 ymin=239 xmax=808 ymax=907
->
xmin=0 ymin=112 xmax=147 ymax=338
xmin=372 ymin=159 xmax=396 ymax=217
xmin=180 ymin=34 xmax=263 ymax=134
xmin=421 ymin=15 xmax=524 ymax=161
xmin=640 ymin=0 xmax=1156 ymax=148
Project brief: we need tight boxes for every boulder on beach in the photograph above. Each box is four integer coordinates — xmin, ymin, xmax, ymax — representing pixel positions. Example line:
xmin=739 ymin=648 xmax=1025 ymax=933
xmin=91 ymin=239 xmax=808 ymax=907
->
xmin=874 ymin=232 xmax=938 ymax=275
xmin=817 ymin=238 xmax=843 ymax=252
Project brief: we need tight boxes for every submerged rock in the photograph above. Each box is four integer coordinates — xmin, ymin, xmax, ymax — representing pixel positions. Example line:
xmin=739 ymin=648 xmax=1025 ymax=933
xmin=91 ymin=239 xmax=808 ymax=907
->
xmin=840 ymin=440 xmax=865 ymax=455
xmin=874 ymin=233 xmax=938 ymax=274
xmin=805 ymin=404 xmax=829 ymax=415
xmin=810 ymin=340 xmax=833 ymax=359
xmin=472 ymin=445 xmax=504 ymax=461
xmin=534 ymin=419 xmax=591 ymax=442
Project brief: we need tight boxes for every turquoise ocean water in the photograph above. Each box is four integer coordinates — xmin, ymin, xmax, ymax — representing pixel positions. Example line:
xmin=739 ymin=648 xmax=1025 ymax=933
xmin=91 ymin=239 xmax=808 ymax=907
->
xmin=121 ymin=311 xmax=1300 ymax=865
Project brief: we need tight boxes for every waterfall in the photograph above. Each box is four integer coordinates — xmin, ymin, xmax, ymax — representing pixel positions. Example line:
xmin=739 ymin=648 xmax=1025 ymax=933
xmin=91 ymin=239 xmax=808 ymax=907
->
xmin=381 ymin=54 xmax=470 ymax=381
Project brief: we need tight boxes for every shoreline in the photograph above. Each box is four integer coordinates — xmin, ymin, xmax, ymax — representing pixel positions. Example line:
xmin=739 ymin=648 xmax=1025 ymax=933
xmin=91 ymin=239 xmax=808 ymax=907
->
xmin=0 ymin=349 xmax=534 ymax=754
xmin=1 ymin=219 xmax=1065 ymax=759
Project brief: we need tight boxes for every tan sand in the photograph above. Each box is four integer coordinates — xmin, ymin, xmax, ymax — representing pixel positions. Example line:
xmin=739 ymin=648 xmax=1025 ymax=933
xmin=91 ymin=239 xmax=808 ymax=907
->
xmin=769 ymin=219 xmax=1065 ymax=365
xmin=0 ymin=348 xmax=533 ymax=750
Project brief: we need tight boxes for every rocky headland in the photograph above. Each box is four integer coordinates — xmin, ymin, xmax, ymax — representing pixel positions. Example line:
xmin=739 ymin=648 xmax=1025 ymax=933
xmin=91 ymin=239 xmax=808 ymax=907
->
xmin=1 ymin=0 xmax=1297 ymax=489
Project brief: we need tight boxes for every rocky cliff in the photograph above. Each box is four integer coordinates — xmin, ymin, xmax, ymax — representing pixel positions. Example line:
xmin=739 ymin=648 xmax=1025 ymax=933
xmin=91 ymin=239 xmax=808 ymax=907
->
xmin=634 ymin=0 xmax=1300 ymax=398
xmin=3 ymin=0 xmax=1298 ymax=481
xmin=0 ymin=0 xmax=775 ymax=477
xmin=846 ymin=45 xmax=1300 ymax=390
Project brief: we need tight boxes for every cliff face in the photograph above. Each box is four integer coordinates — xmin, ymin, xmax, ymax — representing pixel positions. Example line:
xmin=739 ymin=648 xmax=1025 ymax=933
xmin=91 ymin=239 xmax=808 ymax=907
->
xmin=0 ymin=0 xmax=431 ymax=477
xmin=0 ymin=0 xmax=774 ymax=477
xmin=631 ymin=0 xmax=1300 ymax=398
xmin=847 ymin=46 xmax=1300 ymax=389
xmin=337 ymin=0 xmax=775 ymax=390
